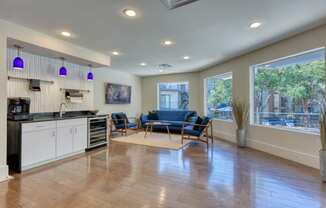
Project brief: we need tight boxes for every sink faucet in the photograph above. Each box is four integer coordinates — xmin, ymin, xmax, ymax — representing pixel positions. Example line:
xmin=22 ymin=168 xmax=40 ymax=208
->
xmin=59 ymin=102 xmax=67 ymax=118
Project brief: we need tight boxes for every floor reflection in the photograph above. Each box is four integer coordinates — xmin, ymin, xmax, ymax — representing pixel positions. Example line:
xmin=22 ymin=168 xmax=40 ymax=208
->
xmin=0 ymin=139 xmax=325 ymax=208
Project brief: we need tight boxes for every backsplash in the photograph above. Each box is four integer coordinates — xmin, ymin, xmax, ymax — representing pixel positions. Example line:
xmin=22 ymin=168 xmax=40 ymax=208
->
xmin=7 ymin=48 xmax=94 ymax=113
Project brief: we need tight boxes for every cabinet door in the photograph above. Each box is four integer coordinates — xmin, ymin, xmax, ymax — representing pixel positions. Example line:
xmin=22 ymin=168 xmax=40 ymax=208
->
xmin=22 ymin=129 xmax=56 ymax=168
xmin=56 ymin=126 xmax=73 ymax=157
xmin=73 ymin=125 xmax=87 ymax=152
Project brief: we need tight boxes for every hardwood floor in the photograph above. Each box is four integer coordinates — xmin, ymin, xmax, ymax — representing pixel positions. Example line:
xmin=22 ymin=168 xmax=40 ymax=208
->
xmin=0 ymin=139 xmax=325 ymax=208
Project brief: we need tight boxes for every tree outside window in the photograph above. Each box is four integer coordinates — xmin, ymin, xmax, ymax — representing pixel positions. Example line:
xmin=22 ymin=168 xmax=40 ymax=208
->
xmin=206 ymin=72 xmax=233 ymax=120
xmin=253 ymin=48 xmax=325 ymax=132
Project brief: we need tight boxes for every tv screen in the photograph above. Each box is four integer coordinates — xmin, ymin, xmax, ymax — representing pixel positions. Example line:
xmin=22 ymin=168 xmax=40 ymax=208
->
xmin=105 ymin=83 xmax=131 ymax=104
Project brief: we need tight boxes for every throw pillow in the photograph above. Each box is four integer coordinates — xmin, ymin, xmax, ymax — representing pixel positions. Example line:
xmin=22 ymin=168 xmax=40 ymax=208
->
xmin=193 ymin=116 xmax=203 ymax=131
xmin=148 ymin=111 xmax=159 ymax=120
xmin=184 ymin=112 xmax=196 ymax=122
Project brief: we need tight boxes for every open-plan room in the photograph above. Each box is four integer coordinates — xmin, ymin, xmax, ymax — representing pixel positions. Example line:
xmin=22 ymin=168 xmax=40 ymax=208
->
xmin=1 ymin=0 xmax=326 ymax=207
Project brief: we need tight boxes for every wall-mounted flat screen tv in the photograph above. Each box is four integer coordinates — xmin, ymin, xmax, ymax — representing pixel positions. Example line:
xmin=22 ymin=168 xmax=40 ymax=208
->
xmin=105 ymin=83 xmax=131 ymax=104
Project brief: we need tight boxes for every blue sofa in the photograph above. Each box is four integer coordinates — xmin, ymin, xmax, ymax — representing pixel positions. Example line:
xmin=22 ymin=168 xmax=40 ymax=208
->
xmin=140 ymin=110 xmax=198 ymax=133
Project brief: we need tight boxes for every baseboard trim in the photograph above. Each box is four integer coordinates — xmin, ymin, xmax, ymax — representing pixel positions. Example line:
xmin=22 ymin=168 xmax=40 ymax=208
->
xmin=213 ymin=130 xmax=319 ymax=169
xmin=0 ymin=165 xmax=9 ymax=183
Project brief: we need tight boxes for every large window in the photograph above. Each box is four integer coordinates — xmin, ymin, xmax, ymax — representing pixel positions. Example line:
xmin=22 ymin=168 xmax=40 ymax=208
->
xmin=158 ymin=82 xmax=189 ymax=110
xmin=205 ymin=72 xmax=233 ymax=120
xmin=252 ymin=48 xmax=325 ymax=133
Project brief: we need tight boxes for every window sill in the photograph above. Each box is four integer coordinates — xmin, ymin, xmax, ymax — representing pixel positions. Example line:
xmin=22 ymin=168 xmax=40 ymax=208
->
xmin=250 ymin=123 xmax=320 ymax=136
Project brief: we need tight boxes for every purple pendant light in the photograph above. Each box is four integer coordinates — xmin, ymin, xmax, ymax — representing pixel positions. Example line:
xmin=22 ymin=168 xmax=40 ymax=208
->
xmin=58 ymin=57 xmax=68 ymax=77
xmin=13 ymin=45 xmax=24 ymax=70
xmin=87 ymin=64 xmax=94 ymax=81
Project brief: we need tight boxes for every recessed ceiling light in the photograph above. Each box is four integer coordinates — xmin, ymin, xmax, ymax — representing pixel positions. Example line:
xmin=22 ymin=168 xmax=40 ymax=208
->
xmin=162 ymin=40 xmax=173 ymax=46
xmin=183 ymin=56 xmax=190 ymax=60
xmin=159 ymin=69 xmax=164 ymax=73
xmin=61 ymin=31 xmax=71 ymax=37
xmin=112 ymin=51 xmax=120 ymax=56
xmin=140 ymin=62 xmax=147 ymax=66
xmin=123 ymin=9 xmax=137 ymax=17
xmin=249 ymin=22 xmax=262 ymax=29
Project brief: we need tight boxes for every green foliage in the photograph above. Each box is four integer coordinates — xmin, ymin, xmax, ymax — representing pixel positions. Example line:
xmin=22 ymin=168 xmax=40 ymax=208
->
xmin=255 ymin=61 xmax=325 ymax=112
xmin=208 ymin=78 xmax=232 ymax=107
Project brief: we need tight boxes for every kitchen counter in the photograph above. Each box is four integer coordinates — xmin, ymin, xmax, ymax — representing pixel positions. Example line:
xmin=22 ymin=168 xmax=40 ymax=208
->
xmin=9 ymin=111 xmax=109 ymax=123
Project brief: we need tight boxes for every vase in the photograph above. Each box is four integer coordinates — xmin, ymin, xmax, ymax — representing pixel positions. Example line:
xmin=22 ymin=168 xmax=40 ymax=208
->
xmin=236 ymin=129 xmax=247 ymax=148
xmin=320 ymin=150 xmax=326 ymax=182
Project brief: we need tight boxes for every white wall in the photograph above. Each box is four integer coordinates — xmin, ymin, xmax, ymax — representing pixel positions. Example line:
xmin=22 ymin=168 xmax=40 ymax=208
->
xmin=199 ymin=24 xmax=326 ymax=169
xmin=0 ymin=30 xmax=8 ymax=182
xmin=7 ymin=48 xmax=94 ymax=112
xmin=142 ymin=24 xmax=326 ymax=169
xmin=94 ymin=68 xmax=142 ymax=117
xmin=0 ymin=18 xmax=111 ymax=181
xmin=141 ymin=72 xmax=201 ymax=114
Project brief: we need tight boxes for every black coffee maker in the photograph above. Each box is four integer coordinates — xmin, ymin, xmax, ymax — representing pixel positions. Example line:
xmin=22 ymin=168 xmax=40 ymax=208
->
xmin=7 ymin=98 xmax=31 ymax=121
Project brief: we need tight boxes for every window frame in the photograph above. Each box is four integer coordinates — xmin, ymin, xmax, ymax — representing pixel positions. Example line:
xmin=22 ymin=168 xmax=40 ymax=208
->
xmin=157 ymin=81 xmax=190 ymax=111
xmin=204 ymin=72 xmax=233 ymax=121
xmin=249 ymin=47 xmax=326 ymax=134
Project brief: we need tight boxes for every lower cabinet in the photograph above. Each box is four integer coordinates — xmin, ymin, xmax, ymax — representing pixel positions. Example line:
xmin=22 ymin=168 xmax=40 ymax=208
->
xmin=22 ymin=128 xmax=56 ymax=168
xmin=21 ymin=118 xmax=87 ymax=170
xmin=73 ymin=125 xmax=88 ymax=152
xmin=57 ymin=119 xmax=87 ymax=157
xmin=57 ymin=126 xmax=74 ymax=157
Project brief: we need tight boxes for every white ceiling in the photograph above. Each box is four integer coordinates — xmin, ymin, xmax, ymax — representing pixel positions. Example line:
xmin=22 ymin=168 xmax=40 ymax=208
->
xmin=1 ymin=0 xmax=326 ymax=76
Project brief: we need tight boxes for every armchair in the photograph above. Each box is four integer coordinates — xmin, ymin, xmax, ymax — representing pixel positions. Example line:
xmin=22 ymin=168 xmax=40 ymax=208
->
xmin=181 ymin=117 xmax=213 ymax=148
xmin=110 ymin=112 xmax=139 ymax=138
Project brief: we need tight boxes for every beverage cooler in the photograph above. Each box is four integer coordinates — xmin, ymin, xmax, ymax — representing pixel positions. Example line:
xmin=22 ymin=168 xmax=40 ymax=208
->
xmin=87 ymin=116 xmax=108 ymax=149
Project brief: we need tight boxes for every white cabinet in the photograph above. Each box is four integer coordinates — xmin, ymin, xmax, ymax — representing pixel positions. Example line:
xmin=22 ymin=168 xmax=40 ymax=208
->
xmin=56 ymin=118 xmax=87 ymax=157
xmin=57 ymin=126 xmax=74 ymax=157
xmin=21 ymin=118 xmax=87 ymax=170
xmin=21 ymin=121 xmax=57 ymax=169
xmin=73 ymin=125 xmax=87 ymax=152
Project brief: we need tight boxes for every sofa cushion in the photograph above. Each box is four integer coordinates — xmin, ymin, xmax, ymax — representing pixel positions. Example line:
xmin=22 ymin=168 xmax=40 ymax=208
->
xmin=140 ymin=113 xmax=149 ymax=125
xmin=199 ymin=117 xmax=211 ymax=132
xmin=154 ymin=110 xmax=189 ymax=122
xmin=183 ymin=125 xmax=201 ymax=137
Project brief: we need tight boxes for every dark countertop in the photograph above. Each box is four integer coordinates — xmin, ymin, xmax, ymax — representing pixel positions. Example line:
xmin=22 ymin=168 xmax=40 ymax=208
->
xmin=8 ymin=111 xmax=109 ymax=123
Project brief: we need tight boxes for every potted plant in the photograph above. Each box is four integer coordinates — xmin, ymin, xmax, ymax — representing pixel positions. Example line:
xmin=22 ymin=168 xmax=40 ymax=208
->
xmin=232 ymin=100 xmax=249 ymax=147
xmin=319 ymin=105 xmax=326 ymax=182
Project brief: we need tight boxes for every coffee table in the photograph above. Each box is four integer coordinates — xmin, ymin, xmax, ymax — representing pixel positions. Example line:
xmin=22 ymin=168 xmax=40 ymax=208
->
xmin=144 ymin=121 xmax=171 ymax=139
